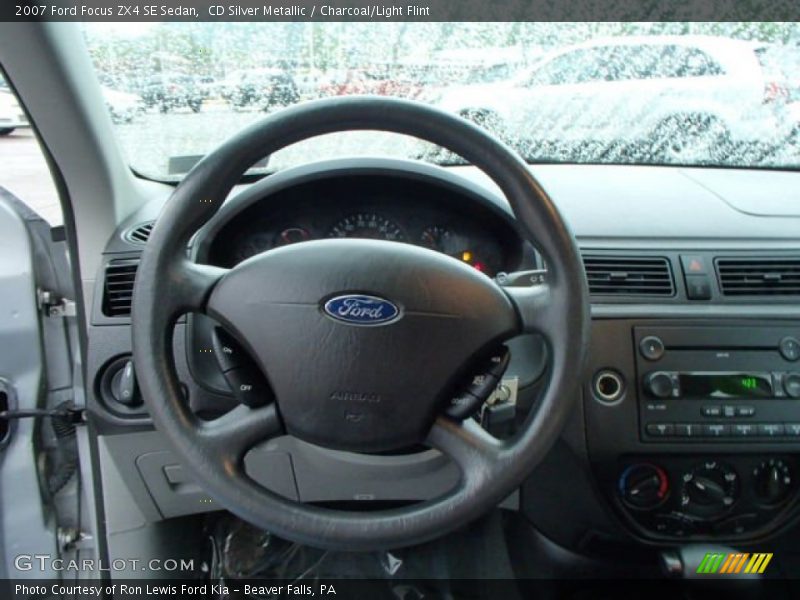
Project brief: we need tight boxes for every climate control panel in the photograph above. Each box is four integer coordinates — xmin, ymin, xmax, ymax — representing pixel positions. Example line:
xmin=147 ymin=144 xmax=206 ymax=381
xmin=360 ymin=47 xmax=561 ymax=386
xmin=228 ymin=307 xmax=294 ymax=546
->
xmin=613 ymin=455 xmax=798 ymax=540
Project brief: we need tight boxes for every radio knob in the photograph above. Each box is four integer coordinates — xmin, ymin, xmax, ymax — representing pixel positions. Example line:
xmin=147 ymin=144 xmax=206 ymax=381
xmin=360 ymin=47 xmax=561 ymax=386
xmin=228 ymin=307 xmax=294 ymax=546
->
xmin=645 ymin=372 xmax=675 ymax=399
xmin=783 ymin=373 xmax=800 ymax=399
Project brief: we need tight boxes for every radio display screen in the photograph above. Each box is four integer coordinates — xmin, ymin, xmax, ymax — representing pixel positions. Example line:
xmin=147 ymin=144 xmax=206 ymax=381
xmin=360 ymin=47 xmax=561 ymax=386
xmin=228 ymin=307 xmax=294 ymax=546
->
xmin=681 ymin=373 xmax=773 ymax=399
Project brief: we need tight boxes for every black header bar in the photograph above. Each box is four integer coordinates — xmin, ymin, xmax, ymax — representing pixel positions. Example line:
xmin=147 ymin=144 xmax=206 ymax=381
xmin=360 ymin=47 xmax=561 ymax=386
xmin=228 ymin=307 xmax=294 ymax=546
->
xmin=3 ymin=0 xmax=800 ymax=22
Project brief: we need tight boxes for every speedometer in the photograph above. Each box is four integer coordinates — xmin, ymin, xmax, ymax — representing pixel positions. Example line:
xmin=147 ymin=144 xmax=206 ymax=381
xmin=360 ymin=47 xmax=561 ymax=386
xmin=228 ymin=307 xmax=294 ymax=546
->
xmin=328 ymin=213 xmax=405 ymax=241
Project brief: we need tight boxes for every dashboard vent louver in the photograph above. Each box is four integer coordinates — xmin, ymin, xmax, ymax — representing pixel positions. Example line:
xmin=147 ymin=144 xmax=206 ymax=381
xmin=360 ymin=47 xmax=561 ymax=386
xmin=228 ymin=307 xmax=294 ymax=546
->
xmin=717 ymin=257 xmax=800 ymax=297
xmin=102 ymin=259 xmax=139 ymax=317
xmin=583 ymin=255 xmax=674 ymax=297
xmin=124 ymin=221 xmax=154 ymax=245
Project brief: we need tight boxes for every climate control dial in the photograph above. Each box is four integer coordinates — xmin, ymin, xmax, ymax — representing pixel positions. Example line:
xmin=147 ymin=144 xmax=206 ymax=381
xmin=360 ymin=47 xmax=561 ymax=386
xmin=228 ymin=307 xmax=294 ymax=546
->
xmin=753 ymin=459 xmax=793 ymax=506
xmin=619 ymin=464 xmax=670 ymax=509
xmin=680 ymin=461 xmax=738 ymax=519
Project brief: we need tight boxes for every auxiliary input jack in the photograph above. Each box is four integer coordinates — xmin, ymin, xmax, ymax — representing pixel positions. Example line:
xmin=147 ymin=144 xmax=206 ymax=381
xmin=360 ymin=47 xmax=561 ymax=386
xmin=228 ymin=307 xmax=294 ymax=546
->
xmin=593 ymin=370 xmax=625 ymax=404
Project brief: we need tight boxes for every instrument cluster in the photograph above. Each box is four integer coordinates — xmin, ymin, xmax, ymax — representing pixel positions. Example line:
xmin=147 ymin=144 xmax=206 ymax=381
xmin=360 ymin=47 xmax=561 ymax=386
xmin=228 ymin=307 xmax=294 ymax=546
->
xmin=206 ymin=179 xmax=524 ymax=277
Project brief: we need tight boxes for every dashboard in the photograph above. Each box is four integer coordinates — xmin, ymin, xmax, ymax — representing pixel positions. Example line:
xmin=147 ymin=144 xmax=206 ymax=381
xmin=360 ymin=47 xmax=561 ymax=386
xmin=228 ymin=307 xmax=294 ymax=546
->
xmin=203 ymin=174 xmax=526 ymax=277
xmin=90 ymin=159 xmax=800 ymax=561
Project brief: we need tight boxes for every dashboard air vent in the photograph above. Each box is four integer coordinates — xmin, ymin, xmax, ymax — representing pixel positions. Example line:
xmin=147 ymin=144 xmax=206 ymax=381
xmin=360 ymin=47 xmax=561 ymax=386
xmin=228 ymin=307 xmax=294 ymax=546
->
xmin=124 ymin=221 xmax=154 ymax=245
xmin=102 ymin=259 xmax=139 ymax=317
xmin=717 ymin=257 xmax=800 ymax=297
xmin=583 ymin=255 xmax=674 ymax=297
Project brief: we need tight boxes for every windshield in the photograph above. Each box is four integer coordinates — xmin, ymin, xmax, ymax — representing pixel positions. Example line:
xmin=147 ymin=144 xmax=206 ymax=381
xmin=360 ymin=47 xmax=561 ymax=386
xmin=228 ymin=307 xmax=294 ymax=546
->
xmin=83 ymin=22 xmax=800 ymax=179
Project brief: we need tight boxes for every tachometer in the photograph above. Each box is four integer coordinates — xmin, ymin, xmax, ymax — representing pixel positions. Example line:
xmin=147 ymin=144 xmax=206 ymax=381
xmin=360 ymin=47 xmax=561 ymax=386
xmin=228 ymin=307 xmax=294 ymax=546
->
xmin=328 ymin=213 xmax=405 ymax=241
xmin=420 ymin=225 xmax=489 ymax=273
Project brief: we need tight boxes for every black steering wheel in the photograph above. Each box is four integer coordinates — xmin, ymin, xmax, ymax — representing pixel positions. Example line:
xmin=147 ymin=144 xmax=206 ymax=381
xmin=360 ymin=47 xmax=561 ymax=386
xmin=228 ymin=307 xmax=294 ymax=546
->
xmin=132 ymin=96 xmax=589 ymax=551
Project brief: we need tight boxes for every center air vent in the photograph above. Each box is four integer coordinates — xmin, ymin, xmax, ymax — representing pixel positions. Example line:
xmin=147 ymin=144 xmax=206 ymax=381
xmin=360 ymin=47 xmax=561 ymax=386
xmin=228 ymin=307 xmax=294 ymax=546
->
xmin=717 ymin=257 xmax=800 ymax=296
xmin=124 ymin=221 xmax=154 ymax=245
xmin=102 ymin=259 xmax=139 ymax=317
xmin=583 ymin=255 xmax=674 ymax=297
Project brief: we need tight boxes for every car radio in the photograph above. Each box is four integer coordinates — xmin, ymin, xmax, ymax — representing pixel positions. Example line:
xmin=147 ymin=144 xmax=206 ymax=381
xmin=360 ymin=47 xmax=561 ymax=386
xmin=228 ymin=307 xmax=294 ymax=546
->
xmin=634 ymin=326 xmax=800 ymax=442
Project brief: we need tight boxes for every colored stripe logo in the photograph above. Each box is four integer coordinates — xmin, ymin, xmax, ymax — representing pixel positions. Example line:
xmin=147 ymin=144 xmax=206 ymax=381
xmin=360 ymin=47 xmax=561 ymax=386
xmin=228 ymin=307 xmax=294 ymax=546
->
xmin=696 ymin=552 xmax=773 ymax=574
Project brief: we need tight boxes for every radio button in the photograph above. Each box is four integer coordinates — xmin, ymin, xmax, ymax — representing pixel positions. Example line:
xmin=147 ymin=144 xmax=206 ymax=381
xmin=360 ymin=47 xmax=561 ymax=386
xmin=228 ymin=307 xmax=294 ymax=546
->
xmin=703 ymin=424 xmax=730 ymax=437
xmin=779 ymin=337 xmax=800 ymax=362
xmin=646 ymin=423 xmax=674 ymax=437
xmin=736 ymin=406 xmax=756 ymax=417
xmin=639 ymin=336 xmax=665 ymax=361
xmin=783 ymin=373 xmax=800 ymax=398
xmin=758 ymin=423 xmax=785 ymax=437
xmin=675 ymin=423 xmax=702 ymax=437
xmin=784 ymin=423 xmax=800 ymax=436
xmin=732 ymin=424 xmax=757 ymax=437
xmin=702 ymin=406 xmax=722 ymax=417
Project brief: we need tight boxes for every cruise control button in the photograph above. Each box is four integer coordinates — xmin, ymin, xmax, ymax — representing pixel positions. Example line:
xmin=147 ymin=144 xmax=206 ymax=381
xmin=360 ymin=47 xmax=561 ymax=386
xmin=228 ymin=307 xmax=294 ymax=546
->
xmin=646 ymin=423 xmax=674 ymax=436
xmin=466 ymin=373 xmax=499 ymax=401
xmin=486 ymin=348 xmax=511 ymax=378
xmin=223 ymin=367 xmax=272 ymax=407
xmin=212 ymin=327 xmax=245 ymax=372
xmin=703 ymin=423 xmax=730 ymax=437
xmin=445 ymin=391 xmax=482 ymax=420
xmin=758 ymin=423 xmax=785 ymax=437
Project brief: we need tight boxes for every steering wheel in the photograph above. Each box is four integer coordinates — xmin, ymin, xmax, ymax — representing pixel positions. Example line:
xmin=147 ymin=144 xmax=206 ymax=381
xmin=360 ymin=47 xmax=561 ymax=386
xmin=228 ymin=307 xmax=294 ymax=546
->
xmin=132 ymin=96 xmax=589 ymax=551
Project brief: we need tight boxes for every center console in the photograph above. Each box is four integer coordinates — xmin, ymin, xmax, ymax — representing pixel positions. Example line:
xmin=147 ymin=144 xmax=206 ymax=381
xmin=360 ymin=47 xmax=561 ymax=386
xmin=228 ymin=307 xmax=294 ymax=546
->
xmin=584 ymin=321 xmax=800 ymax=543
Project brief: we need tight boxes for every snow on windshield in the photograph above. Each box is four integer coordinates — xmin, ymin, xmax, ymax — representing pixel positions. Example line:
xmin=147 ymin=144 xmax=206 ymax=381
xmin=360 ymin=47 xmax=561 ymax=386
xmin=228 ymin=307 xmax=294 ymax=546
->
xmin=83 ymin=22 xmax=800 ymax=179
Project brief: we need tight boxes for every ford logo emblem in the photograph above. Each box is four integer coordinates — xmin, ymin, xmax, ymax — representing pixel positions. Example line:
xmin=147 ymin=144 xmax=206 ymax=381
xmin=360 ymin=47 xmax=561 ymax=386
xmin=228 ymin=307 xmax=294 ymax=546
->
xmin=323 ymin=294 xmax=401 ymax=326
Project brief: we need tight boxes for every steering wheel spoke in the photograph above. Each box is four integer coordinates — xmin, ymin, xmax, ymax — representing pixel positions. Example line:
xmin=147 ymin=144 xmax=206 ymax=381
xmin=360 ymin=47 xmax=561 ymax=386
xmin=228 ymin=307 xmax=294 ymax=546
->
xmin=198 ymin=403 xmax=283 ymax=463
xmin=172 ymin=261 xmax=229 ymax=314
xmin=504 ymin=282 xmax=557 ymax=339
xmin=426 ymin=417 xmax=504 ymax=485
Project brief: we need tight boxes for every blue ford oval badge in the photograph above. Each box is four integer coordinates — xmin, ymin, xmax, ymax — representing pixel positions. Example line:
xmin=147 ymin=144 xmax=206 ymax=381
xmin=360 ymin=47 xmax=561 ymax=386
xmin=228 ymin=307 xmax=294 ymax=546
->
xmin=323 ymin=294 xmax=401 ymax=326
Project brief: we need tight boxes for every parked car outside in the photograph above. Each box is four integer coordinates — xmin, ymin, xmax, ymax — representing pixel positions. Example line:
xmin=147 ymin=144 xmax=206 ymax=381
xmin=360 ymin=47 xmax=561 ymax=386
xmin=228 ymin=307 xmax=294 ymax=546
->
xmin=318 ymin=67 xmax=425 ymax=99
xmin=140 ymin=74 xmax=208 ymax=113
xmin=0 ymin=88 xmax=28 ymax=135
xmin=436 ymin=35 xmax=792 ymax=162
xmin=101 ymin=86 xmax=144 ymax=124
xmin=219 ymin=68 xmax=300 ymax=110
